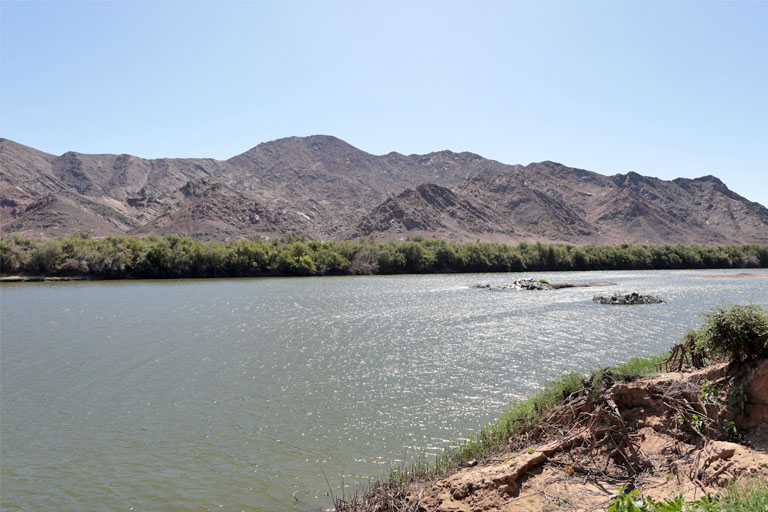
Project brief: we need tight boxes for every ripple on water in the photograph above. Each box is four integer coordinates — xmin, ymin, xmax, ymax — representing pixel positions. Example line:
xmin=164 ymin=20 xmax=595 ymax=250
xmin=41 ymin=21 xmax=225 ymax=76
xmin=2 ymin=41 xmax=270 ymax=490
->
xmin=1 ymin=270 xmax=767 ymax=511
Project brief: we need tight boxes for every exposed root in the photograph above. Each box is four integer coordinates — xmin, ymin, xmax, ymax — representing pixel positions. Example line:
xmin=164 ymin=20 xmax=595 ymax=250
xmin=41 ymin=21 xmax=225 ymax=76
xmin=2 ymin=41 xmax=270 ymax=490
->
xmin=665 ymin=333 xmax=706 ymax=371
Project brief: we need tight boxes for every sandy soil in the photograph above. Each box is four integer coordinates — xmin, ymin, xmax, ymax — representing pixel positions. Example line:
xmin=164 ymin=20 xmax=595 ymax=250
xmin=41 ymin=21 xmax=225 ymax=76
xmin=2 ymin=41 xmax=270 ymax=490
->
xmin=412 ymin=362 xmax=768 ymax=512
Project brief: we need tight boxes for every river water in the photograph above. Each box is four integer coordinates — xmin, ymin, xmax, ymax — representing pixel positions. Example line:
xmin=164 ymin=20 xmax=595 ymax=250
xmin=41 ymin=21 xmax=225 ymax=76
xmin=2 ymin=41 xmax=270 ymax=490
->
xmin=1 ymin=270 xmax=766 ymax=511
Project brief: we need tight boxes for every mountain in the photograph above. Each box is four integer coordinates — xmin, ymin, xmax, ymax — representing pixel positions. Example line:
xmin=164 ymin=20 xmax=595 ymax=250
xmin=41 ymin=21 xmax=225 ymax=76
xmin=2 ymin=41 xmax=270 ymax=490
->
xmin=0 ymin=138 xmax=227 ymax=200
xmin=224 ymin=135 xmax=508 ymax=237
xmin=1 ymin=192 xmax=139 ymax=238
xmin=131 ymin=178 xmax=314 ymax=241
xmin=349 ymin=183 xmax=517 ymax=242
xmin=1 ymin=136 xmax=766 ymax=244
xmin=455 ymin=170 xmax=599 ymax=243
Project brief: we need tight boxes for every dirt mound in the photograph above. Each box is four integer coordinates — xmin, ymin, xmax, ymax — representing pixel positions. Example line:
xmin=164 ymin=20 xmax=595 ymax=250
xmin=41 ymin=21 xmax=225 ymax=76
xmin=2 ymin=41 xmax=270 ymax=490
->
xmin=414 ymin=362 xmax=768 ymax=512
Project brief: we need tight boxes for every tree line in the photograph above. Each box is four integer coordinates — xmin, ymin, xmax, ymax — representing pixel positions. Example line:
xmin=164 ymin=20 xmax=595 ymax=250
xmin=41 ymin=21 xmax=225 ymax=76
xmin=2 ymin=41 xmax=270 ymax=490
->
xmin=1 ymin=233 xmax=766 ymax=279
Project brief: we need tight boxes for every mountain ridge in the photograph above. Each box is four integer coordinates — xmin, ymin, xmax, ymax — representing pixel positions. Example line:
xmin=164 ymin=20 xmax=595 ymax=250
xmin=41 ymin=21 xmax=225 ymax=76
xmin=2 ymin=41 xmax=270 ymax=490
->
xmin=1 ymin=136 xmax=766 ymax=244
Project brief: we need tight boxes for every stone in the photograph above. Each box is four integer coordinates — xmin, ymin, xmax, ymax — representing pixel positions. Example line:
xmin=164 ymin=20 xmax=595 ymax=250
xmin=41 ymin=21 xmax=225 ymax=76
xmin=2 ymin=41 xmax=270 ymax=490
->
xmin=593 ymin=292 xmax=664 ymax=305
xmin=497 ymin=279 xmax=553 ymax=291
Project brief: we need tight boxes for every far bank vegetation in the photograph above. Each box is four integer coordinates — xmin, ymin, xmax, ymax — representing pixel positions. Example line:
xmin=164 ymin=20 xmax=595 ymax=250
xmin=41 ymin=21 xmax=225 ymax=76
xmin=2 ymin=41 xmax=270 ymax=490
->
xmin=1 ymin=233 xmax=767 ymax=279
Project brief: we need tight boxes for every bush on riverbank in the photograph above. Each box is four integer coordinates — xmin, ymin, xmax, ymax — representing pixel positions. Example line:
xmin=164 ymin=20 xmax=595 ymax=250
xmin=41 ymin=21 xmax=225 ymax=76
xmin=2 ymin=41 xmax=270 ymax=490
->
xmin=695 ymin=304 xmax=768 ymax=363
xmin=1 ymin=233 xmax=767 ymax=278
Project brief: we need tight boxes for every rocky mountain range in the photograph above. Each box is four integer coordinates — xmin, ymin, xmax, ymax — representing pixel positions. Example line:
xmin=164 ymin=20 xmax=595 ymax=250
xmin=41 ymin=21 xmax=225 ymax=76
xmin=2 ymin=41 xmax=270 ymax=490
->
xmin=1 ymin=135 xmax=767 ymax=245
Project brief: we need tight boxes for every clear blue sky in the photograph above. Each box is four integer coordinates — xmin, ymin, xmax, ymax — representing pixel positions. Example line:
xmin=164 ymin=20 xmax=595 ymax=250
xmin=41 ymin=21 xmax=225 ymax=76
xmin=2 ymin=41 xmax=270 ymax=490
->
xmin=2 ymin=1 xmax=767 ymax=206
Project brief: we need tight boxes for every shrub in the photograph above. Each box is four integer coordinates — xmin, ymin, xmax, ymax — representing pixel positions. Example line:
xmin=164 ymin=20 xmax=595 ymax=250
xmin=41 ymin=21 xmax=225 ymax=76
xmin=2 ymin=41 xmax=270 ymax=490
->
xmin=607 ymin=487 xmax=684 ymax=511
xmin=697 ymin=304 xmax=768 ymax=363
xmin=726 ymin=382 xmax=753 ymax=417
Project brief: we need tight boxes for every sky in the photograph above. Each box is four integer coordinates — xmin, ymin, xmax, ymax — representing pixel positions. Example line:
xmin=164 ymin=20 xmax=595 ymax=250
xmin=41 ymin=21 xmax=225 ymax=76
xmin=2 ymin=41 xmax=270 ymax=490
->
xmin=2 ymin=1 xmax=767 ymax=206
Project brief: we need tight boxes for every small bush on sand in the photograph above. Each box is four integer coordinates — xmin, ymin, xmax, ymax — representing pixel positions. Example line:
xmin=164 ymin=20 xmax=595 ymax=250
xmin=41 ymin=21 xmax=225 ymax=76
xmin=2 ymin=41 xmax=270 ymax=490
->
xmin=697 ymin=304 xmax=768 ymax=363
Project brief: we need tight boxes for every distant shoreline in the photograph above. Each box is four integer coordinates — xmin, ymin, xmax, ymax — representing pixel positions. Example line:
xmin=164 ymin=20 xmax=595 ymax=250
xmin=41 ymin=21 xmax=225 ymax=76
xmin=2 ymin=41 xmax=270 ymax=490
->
xmin=1 ymin=235 xmax=766 ymax=281
xmin=3 ymin=268 xmax=768 ymax=284
xmin=696 ymin=272 xmax=768 ymax=279
xmin=0 ymin=275 xmax=90 ymax=282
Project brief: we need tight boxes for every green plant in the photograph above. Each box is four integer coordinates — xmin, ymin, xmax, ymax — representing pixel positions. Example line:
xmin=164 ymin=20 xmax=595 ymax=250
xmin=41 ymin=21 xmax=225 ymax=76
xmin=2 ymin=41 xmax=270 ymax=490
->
xmin=722 ymin=420 xmax=741 ymax=441
xmin=648 ymin=496 xmax=684 ymax=512
xmin=726 ymin=382 xmax=753 ymax=417
xmin=697 ymin=304 xmax=768 ymax=362
xmin=607 ymin=481 xmax=768 ymax=512
xmin=589 ymin=354 xmax=669 ymax=395
xmin=700 ymin=379 xmax=720 ymax=404
xmin=691 ymin=414 xmax=705 ymax=433
xmin=539 ymin=279 xmax=550 ymax=285
xmin=686 ymin=478 xmax=768 ymax=511
xmin=608 ymin=487 xmax=646 ymax=512
xmin=607 ymin=487 xmax=684 ymax=512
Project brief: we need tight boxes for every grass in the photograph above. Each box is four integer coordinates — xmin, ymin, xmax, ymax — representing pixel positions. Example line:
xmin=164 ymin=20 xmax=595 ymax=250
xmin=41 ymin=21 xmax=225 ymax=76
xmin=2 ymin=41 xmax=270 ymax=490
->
xmin=688 ymin=478 xmax=768 ymax=512
xmin=381 ymin=351 xmax=670 ymax=485
xmin=448 ymin=372 xmax=584 ymax=460
xmin=608 ymin=479 xmax=768 ymax=511
xmin=603 ymin=353 xmax=669 ymax=381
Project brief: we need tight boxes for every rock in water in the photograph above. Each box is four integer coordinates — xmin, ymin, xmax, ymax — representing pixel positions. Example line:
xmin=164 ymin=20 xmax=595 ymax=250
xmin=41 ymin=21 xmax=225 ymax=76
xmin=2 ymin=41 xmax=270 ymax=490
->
xmin=592 ymin=292 xmax=664 ymax=305
xmin=498 ymin=279 xmax=553 ymax=290
xmin=472 ymin=279 xmax=557 ymax=291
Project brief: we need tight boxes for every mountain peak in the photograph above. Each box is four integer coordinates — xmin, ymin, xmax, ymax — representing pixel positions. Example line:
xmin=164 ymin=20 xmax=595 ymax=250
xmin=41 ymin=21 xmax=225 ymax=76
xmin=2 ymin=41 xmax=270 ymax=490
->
xmin=239 ymin=134 xmax=352 ymax=153
xmin=693 ymin=175 xmax=724 ymax=185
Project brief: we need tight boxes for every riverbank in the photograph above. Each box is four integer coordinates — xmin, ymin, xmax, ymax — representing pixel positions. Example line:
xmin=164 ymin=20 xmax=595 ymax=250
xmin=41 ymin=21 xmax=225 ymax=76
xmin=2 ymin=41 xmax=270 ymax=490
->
xmin=339 ymin=360 xmax=768 ymax=512
xmin=336 ymin=305 xmax=768 ymax=511
xmin=1 ymin=234 xmax=766 ymax=279
xmin=0 ymin=275 xmax=89 ymax=282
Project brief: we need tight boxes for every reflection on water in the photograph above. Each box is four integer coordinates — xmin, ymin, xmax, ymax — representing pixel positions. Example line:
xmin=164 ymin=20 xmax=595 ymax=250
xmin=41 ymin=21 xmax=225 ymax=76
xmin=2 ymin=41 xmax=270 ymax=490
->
xmin=1 ymin=270 xmax=767 ymax=511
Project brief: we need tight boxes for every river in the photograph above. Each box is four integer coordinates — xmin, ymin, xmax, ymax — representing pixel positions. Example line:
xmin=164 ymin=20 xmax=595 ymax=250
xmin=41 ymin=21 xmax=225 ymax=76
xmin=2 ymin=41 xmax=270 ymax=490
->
xmin=1 ymin=269 xmax=766 ymax=511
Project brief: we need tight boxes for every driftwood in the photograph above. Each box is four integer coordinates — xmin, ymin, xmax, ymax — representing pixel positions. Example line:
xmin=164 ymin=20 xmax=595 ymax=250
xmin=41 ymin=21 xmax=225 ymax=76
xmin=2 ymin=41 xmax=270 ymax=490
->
xmin=664 ymin=333 xmax=706 ymax=371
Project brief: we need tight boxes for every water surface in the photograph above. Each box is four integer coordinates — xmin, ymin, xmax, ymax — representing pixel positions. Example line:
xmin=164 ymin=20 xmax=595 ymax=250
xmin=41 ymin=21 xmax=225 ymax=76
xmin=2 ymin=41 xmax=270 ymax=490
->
xmin=2 ymin=270 xmax=766 ymax=511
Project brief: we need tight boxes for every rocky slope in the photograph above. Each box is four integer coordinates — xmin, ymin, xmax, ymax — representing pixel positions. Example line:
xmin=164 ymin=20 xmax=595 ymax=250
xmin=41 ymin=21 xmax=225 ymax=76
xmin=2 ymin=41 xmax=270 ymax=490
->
xmin=349 ymin=183 xmax=517 ymax=241
xmin=2 ymin=136 xmax=767 ymax=244
xmin=131 ymin=178 xmax=314 ymax=241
